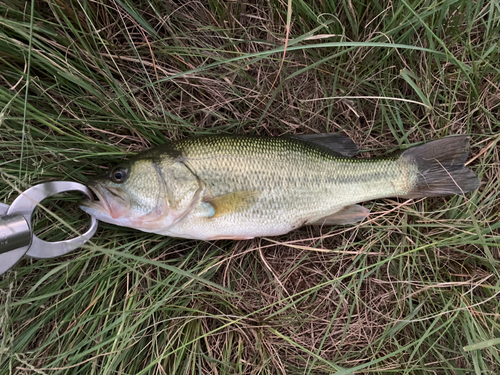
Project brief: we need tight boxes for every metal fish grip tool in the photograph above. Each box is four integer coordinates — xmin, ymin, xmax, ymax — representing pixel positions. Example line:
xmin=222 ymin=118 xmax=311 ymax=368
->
xmin=0 ymin=181 xmax=98 ymax=275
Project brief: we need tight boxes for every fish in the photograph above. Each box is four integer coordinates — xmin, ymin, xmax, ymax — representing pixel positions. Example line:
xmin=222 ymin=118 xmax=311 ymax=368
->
xmin=80 ymin=134 xmax=480 ymax=240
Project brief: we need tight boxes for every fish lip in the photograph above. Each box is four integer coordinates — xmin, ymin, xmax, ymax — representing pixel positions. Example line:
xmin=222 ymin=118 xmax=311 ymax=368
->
xmin=80 ymin=182 xmax=112 ymax=216
xmin=80 ymin=182 xmax=131 ymax=220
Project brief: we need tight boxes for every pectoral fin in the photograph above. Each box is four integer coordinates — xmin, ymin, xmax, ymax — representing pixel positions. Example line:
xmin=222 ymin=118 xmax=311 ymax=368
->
xmin=312 ymin=204 xmax=370 ymax=225
xmin=202 ymin=190 xmax=259 ymax=218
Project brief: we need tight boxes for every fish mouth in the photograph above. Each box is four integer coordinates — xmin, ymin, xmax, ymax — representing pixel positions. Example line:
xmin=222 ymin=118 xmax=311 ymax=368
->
xmin=80 ymin=182 xmax=129 ymax=220
xmin=79 ymin=182 xmax=112 ymax=216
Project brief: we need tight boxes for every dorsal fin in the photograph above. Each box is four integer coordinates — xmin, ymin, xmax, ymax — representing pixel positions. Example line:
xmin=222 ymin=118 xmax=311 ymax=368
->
xmin=291 ymin=133 xmax=359 ymax=157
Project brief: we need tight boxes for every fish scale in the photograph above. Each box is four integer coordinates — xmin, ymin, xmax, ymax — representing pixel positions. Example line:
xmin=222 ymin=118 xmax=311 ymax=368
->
xmin=153 ymin=136 xmax=413 ymax=239
xmin=81 ymin=134 xmax=479 ymax=240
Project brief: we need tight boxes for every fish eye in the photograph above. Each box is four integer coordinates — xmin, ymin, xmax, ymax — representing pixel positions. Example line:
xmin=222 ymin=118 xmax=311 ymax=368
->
xmin=110 ymin=167 xmax=128 ymax=183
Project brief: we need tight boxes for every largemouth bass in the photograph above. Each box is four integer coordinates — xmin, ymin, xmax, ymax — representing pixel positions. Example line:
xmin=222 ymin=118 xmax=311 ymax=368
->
xmin=81 ymin=134 xmax=480 ymax=240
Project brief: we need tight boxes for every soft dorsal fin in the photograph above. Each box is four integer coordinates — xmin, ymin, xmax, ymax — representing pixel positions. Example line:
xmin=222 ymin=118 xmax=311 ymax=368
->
xmin=203 ymin=190 xmax=259 ymax=218
xmin=291 ymin=133 xmax=359 ymax=157
xmin=311 ymin=204 xmax=370 ymax=225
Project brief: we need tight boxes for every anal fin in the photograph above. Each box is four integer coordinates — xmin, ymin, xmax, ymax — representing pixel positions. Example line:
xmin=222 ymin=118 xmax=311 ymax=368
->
xmin=311 ymin=204 xmax=370 ymax=226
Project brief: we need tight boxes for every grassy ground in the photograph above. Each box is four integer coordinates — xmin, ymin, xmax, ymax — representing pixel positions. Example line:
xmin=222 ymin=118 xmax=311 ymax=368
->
xmin=0 ymin=0 xmax=499 ymax=374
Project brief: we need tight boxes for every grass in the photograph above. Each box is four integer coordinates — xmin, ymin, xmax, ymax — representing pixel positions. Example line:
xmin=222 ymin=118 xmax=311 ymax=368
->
xmin=0 ymin=0 xmax=499 ymax=373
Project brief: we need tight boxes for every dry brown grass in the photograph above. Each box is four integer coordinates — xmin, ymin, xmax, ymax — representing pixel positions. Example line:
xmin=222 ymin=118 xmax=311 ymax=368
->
xmin=1 ymin=0 xmax=499 ymax=374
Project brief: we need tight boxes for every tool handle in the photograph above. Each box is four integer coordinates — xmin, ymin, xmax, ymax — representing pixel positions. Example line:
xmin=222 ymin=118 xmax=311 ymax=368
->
xmin=0 ymin=213 xmax=31 ymax=254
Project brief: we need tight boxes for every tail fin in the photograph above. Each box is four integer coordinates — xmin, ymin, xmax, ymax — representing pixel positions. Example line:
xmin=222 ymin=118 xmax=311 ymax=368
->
xmin=402 ymin=136 xmax=480 ymax=198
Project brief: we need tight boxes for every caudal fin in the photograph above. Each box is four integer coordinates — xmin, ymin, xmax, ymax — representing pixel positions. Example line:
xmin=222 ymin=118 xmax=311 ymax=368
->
xmin=402 ymin=136 xmax=480 ymax=198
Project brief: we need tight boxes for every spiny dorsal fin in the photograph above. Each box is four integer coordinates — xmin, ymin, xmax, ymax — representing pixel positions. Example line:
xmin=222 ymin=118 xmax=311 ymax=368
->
xmin=291 ymin=133 xmax=359 ymax=157
xmin=203 ymin=190 xmax=259 ymax=218
xmin=311 ymin=204 xmax=370 ymax=226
